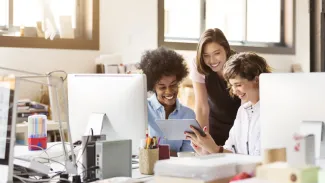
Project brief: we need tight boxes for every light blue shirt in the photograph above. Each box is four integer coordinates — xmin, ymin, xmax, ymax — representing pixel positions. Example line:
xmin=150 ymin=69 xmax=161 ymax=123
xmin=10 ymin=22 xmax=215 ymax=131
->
xmin=147 ymin=94 xmax=195 ymax=152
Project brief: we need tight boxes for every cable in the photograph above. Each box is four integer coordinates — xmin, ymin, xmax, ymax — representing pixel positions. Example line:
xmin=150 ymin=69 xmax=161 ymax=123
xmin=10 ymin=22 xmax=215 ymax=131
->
xmin=35 ymin=157 xmax=66 ymax=169
xmin=44 ymin=142 xmax=71 ymax=152
xmin=47 ymin=145 xmax=81 ymax=159
xmin=79 ymin=166 xmax=99 ymax=181
xmin=13 ymin=175 xmax=71 ymax=183
xmin=50 ymin=171 xmax=65 ymax=179
xmin=80 ymin=166 xmax=99 ymax=175
xmin=76 ymin=129 xmax=92 ymax=164
xmin=13 ymin=175 xmax=27 ymax=183
xmin=25 ymin=145 xmax=50 ymax=163
xmin=47 ymin=70 xmax=68 ymax=81
xmin=76 ymin=136 xmax=89 ymax=178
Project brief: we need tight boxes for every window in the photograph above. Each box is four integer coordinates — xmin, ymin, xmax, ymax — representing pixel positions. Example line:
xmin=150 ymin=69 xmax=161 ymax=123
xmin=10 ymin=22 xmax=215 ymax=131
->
xmin=0 ymin=0 xmax=99 ymax=50
xmin=158 ymin=0 xmax=295 ymax=54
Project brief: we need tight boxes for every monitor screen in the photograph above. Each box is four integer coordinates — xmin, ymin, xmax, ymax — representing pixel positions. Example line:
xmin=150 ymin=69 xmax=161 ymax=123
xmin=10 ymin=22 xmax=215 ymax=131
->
xmin=0 ymin=83 xmax=14 ymax=165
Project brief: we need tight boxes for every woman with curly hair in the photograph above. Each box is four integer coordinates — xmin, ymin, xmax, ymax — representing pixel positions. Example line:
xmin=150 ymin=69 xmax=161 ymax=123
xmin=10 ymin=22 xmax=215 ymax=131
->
xmin=138 ymin=47 xmax=195 ymax=156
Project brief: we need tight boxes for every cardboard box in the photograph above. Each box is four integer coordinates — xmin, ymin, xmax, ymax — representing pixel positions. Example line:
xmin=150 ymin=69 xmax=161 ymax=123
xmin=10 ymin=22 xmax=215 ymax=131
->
xmin=256 ymin=162 xmax=319 ymax=183
xmin=263 ymin=148 xmax=286 ymax=164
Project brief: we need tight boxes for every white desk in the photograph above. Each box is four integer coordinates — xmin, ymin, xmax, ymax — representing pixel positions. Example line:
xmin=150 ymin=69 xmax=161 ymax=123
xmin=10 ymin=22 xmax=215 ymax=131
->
xmin=14 ymin=142 xmax=154 ymax=182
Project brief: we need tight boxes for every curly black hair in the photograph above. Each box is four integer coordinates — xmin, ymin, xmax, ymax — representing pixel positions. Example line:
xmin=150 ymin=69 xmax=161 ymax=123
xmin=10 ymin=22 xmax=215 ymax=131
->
xmin=138 ymin=47 xmax=189 ymax=91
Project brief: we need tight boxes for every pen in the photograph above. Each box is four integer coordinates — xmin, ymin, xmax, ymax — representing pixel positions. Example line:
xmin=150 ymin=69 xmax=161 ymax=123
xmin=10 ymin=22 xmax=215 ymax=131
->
xmin=232 ymin=145 xmax=237 ymax=153
xmin=158 ymin=137 xmax=161 ymax=146
xmin=246 ymin=141 xmax=250 ymax=155
xmin=146 ymin=137 xmax=151 ymax=149
xmin=152 ymin=136 xmax=156 ymax=148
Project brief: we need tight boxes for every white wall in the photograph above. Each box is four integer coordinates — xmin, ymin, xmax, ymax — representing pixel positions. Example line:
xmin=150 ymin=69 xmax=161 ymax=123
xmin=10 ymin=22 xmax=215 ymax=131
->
xmin=100 ymin=0 xmax=158 ymax=63
xmin=0 ymin=0 xmax=310 ymax=100
xmin=295 ymin=0 xmax=310 ymax=72
xmin=102 ymin=0 xmax=309 ymax=72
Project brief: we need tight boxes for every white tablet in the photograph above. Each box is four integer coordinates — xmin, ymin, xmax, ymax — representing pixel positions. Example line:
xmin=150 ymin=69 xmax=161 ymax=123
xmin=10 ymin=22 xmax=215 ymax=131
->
xmin=155 ymin=119 xmax=205 ymax=140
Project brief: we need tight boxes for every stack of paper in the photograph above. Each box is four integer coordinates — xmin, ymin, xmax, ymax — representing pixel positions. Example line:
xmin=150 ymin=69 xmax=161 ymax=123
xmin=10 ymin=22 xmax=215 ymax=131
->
xmin=229 ymin=178 xmax=275 ymax=183
xmin=154 ymin=154 xmax=261 ymax=182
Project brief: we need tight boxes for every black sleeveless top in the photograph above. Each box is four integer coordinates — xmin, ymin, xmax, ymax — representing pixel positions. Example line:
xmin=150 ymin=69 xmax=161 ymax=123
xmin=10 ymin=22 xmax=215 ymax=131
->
xmin=205 ymin=72 xmax=241 ymax=146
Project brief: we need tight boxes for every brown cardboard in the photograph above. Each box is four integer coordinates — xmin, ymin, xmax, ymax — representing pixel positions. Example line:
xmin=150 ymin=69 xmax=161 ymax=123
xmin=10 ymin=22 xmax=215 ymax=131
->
xmin=263 ymin=148 xmax=287 ymax=164
xmin=139 ymin=148 xmax=159 ymax=175
xmin=96 ymin=64 xmax=105 ymax=73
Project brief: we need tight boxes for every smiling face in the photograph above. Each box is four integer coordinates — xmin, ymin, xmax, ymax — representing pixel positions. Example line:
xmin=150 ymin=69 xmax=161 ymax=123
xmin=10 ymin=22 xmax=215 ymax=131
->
xmin=154 ymin=75 xmax=179 ymax=107
xmin=202 ymin=42 xmax=228 ymax=74
xmin=229 ymin=76 xmax=259 ymax=103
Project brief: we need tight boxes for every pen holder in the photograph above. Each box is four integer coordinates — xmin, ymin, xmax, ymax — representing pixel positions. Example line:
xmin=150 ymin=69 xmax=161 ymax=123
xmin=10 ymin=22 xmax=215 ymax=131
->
xmin=139 ymin=148 xmax=159 ymax=175
xmin=28 ymin=114 xmax=47 ymax=151
xmin=158 ymin=144 xmax=170 ymax=160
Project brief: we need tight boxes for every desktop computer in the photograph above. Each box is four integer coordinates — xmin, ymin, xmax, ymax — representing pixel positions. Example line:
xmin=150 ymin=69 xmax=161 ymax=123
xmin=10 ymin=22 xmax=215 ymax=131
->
xmin=260 ymin=73 xmax=325 ymax=160
xmin=68 ymin=74 xmax=148 ymax=156
xmin=0 ymin=82 xmax=17 ymax=183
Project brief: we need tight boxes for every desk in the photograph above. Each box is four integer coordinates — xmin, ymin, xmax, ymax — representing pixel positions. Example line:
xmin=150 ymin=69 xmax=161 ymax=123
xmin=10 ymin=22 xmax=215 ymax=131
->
xmin=16 ymin=121 xmax=68 ymax=144
xmin=15 ymin=142 xmax=154 ymax=182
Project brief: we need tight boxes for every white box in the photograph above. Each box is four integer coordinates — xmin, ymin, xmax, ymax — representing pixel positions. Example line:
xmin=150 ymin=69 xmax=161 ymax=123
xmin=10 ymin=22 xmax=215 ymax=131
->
xmin=287 ymin=133 xmax=315 ymax=167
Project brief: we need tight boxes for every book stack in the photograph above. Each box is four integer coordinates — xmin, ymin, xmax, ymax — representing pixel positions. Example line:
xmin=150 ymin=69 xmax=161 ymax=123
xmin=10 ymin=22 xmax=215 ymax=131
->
xmin=17 ymin=99 xmax=48 ymax=123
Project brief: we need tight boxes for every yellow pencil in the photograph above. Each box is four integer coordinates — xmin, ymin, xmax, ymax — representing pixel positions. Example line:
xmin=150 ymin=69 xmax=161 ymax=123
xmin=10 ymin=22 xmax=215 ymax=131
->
xmin=146 ymin=137 xmax=151 ymax=149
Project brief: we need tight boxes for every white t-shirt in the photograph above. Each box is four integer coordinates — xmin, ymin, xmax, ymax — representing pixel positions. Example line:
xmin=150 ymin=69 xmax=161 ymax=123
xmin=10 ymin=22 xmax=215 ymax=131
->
xmin=223 ymin=101 xmax=261 ymax=156
xmin=189 ymin=58 xmax=205 ymax=83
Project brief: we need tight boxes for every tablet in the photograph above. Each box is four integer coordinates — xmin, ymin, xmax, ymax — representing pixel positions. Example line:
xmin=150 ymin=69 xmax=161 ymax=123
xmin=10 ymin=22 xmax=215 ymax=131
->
xmin=155 ymin=119 xmax=205 ymax=140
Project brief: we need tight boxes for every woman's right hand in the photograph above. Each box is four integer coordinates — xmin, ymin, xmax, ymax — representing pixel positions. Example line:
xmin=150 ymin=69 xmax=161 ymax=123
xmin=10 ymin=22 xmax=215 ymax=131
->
xmin=186 ymin=126 xmax=219 ymax=154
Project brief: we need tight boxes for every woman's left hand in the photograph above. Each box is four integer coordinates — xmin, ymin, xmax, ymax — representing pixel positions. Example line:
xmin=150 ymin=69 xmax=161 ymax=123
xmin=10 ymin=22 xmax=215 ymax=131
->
xmin=191 ymin=142 xmax=210 ymax=155
xmin=185 ymin=126 xmax=219 ymax=154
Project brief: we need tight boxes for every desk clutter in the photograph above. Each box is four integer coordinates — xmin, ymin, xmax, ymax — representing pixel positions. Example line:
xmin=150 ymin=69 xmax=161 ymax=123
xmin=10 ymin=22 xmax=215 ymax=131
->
xmin=154 ymin=153 xmax=261 ymax=183
xmin=139 ymin=136 xmax=170 ymax=175
xmin=150 ymin=133 xmax=324 ymax=183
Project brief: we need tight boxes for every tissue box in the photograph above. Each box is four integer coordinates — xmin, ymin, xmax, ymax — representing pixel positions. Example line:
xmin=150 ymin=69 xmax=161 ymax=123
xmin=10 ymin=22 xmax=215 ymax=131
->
xmin=287 ymin=134 xmax=315 ymax=167
xmin=256 ymin=162 xmax=319 ymax=183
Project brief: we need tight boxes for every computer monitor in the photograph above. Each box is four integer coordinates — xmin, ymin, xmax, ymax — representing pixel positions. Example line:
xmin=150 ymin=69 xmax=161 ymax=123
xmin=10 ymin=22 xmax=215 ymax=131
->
xmin=260 ymin=73 xmax=325 ymax=159
xmin=0 ymin=82 xmax=16 ymax=182
xmin=67 ymin=74 xmax=148 ymax=155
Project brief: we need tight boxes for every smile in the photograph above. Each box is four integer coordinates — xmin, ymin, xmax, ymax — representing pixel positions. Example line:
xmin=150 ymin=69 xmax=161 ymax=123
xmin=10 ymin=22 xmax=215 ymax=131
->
xmin=238 ymin=93 xmax=246 ymax=99
xmin=210 ymin=62 xmax=220 ymax=68
xmin=164 ymin=95 xmax=175 ymax=100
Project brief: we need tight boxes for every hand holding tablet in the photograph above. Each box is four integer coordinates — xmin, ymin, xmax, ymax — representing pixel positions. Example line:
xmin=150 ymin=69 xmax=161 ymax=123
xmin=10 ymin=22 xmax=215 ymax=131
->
xmin=155 ymin=119 xmax=206 ymax=140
